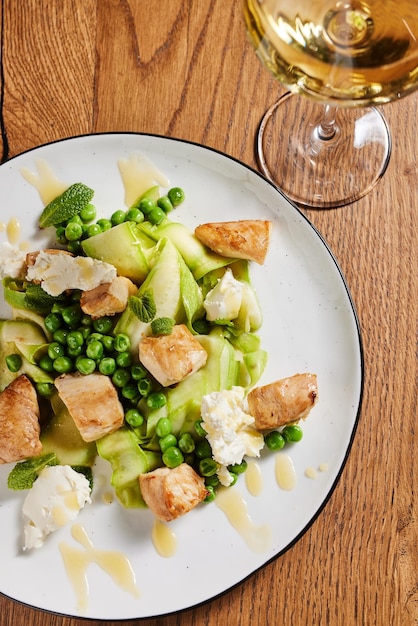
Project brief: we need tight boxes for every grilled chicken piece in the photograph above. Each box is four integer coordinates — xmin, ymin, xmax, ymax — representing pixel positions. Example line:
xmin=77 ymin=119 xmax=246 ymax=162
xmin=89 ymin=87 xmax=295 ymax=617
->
xmin=194 ymin=220 xmax=272 ymax=265
xmin=138 ymin=324 xmax=208 ymax=387
xmin=80 ymin=276 xmax=137 ymax=319
xmin=0 ymin=375 xmax=42 ymax=464
xmin=54 ymin=373 xmax=124 ymax=442
xmin=247 ymin=373 xmax=318 ymax=430
xmin=139 ymin=463 xmax=208 ymax=522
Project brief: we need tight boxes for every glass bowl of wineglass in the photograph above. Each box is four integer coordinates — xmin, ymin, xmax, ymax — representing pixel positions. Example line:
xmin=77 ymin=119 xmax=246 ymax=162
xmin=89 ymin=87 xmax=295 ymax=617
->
xmin=243 ymin=0 xmax=418 ymax=208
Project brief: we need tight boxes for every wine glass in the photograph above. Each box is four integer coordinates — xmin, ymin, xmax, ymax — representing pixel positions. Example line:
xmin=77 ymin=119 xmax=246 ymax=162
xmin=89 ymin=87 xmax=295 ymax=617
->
xmin=243 ymin=0 xmax=418 ymax=208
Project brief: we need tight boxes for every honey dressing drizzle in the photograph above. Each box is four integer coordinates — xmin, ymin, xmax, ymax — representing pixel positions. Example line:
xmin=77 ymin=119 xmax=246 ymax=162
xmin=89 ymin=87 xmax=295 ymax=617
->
xmin=21 ymin=159 xmax=68 ymax=206
xmin=59 ymin=524 xmax=140 ymax=613
xmin=215 ymin=488 xmax=272 ymax=553
xmin=118 ymin=153 xmax=170 ymax=207
xmin=245 ymin=460 xmax=263 ymax=496
xmin=152 ymin=519 xmax=177 ymax=557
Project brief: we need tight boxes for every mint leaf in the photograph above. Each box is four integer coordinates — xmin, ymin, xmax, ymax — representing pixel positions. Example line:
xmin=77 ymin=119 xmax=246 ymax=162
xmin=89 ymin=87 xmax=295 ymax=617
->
xmin=7 ymin=453 xmax=59 ymax=490
xmin=128 ymin=289 xmax=157 ymax=322
xmin=150 ymin=317 xmax=175 ymax=336
xmin=39 ymin=183 xmax=94 ymax=228
xmin=24 ymin=283 xmax=65 ymax=314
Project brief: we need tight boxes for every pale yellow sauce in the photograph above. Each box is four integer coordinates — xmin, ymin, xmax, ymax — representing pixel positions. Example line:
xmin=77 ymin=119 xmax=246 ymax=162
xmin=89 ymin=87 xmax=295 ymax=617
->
xmin=245 ymin=460 xmax=263 ymax=496
xmin=275 ymin=454 xmax=297 ymax=491
xmin=152 ymin=519 xmax=177 ymax=558
xmin=0 ymin=222 xmax=6 ymax=232
xmin=319 ymin=462 xmax=329 ymax=472
xmin=19 ymin=240 xmax=31 ymax=251
xmin=20 ymin=159 xmax=68 ymax=205
xmin=304 ymin=467 xmax=317 ymax=480
xmin=59 ymin=524 xmax=140 ymax=613
xmin=215 ymin=488 xmax=272 ymax=553
xmin=6 ymin=217 xmax=20 ymax=245
xmin=102 ymin=491 xmax=114 ymax=504
xmin=118 ymin=153 xmax=170 ymax=207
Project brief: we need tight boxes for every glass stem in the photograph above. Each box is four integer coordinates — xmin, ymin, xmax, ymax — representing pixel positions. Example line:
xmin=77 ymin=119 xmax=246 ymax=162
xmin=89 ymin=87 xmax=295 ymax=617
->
xmin=316 ymin=104 xmax=337 ymax=141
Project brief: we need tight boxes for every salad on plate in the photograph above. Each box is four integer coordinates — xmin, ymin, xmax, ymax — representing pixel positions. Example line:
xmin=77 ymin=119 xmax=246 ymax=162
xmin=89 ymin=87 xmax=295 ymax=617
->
xmin=0 ymin=165 xmax=318 ymax=550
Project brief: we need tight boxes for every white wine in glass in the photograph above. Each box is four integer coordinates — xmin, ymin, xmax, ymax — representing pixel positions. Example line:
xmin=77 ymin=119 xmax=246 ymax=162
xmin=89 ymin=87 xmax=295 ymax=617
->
xmin=243 ymin=0 xmax=418 ymax=208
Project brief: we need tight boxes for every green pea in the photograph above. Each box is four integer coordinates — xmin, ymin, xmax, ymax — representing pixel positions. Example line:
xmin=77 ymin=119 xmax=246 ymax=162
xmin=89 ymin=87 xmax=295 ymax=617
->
xmin=67 ymin=240 xmax=82 ymax=254
xmin=5 ymin=353 xmax=22 ymax=372
xmin=48 ymin=342 xmax=66 ymax=360
xmin=101 ymin=335 xmax=115 ymax=352
xmin=125 ymin=408 xmax=144 ymax=427
xmin=148 ymin=206 xmax=166 ymax=225
xmin=77 ymin=326 xmax=91 ymax=340
xmin=162 ymin=446 xmax=184 ymax=469
xmin=282 ymin=424 xmax=303 ymax=443
xmin=146 ymin=392 xmax=166 ymax=410
xmin=36 ymin=382 xmax=55 ymax=397
xmin=86 ymin=340 xmax=104 ymax=360
xmin=62 ymin=304 xmax=82 ymax=326
xmin=131 ymin=363 xmax=148 ymax=380
xmin=125 ymin=207 xmax=144 ymax=223
xmin=80 ymin=314 xmax=93 ymax=327
xmin=96 ymin=218 xmax=112 ymax=232
xmin=76 ymin=357 xmax=96 ymax=375
xmin=114 ymin=333 xmax=130 ymax=352
xmin=53 ymin=356 xmax=73 ymax=374
xmin=157 ymin=195 xmax=173 ymax=213
xmin=44 ymin=312 xmax=62 ymax=333
xmin=178 ymin=432 xmax=195 ymax=454
xmin=205 ymin=474 xmax=220 ymax=487
xmin=167 ymin=187 xmax=185 ymax=206
xmin=67 ymin=214 xmax=83 ymax=226
xmin=110 ymin=209 xmax=126 ymax=226
xmin=66 ymin=330 xmax=84 ymax=350
xmin=264 ymin=431 xmax=285 ymax=451
xmin=138 ymin=198 xmax=156 ymax=215
xmin=228 ymin=472 xmax=238 ymax=487
xmin=116 ymin=351 xmax=132 ymax=368
xmin=159 ymin=434 xmax=177 ymax=453
xmin=156 ymin=417 xmax=172 ymax=438
xmin=99 ymin=356 xmax=116 ymax=376
xmin=137 ymin=377 xmax=152 ymax=396
xmin=79 ymin=203 xmax=97 ymax=223
xmin=86 ymin=223 xmax=102 ymax=238
xmin=121 ymin=383 xmax=138 ymax=404
xmin=194 ymin=419 xmax=207 ymax=438
xmin=93 ymin=317 xmax=113 ymax=334
xmin=67 ymin=345 xmax=83 ymax=358
xmin=51 ymin=301 xmax=66 ymax=315
xmin=53 ymin=328 xmax=69 ymax=345
xmin=121 ymin=383 xmax=139 ymax=400
xmin=65 ymin=221 xmax=83 ymax=241
xmin=204 ymin=485 xmax=216 ymax=502
xmin=86 ymin=332 xmax=103 ymax=344
xmin=195 ymin=439 xmax=212 ymax=459
xmin=55 ymin=226 xmax=67 ymax=245
xmin=229 ymin=459 xmax=248 ymax=474
xmin=199 ymin=457 xmax=218 ymax=477
xmin=38 ymin=354 xmax=54 ymax=372
xmin=112 ymin=368 xmax=131 ymax=387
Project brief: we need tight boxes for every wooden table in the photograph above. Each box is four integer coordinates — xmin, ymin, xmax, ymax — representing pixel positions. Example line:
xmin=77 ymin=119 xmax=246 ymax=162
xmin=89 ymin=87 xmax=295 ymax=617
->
xmin=0 ymin=2 xmax=416 ymax=625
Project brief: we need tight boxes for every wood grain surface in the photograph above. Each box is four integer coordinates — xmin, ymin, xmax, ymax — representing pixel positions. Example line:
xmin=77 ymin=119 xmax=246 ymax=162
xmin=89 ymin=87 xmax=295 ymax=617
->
xmin=0 ymin=2 xmax=417 ymax=625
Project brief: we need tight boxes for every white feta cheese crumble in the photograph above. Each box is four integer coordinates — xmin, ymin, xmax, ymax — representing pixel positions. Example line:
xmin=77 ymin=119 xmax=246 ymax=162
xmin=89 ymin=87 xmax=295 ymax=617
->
xmin=200 ymin=386 xmax=264 ymax=486
xmin=26 ymin=251 xmax=117 ymax=296
xmin=22 ymin=465 xmax=91 ymax=550
xmin=0 ymin=242 xmax=26 ymax=279
xmin=203 ymin=268 xmax=243 ymax=321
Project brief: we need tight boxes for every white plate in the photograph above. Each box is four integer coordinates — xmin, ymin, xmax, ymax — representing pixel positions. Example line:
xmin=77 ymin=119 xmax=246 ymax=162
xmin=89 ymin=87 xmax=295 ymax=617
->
xmin=0 ymin=134 xmax=363 ymax=620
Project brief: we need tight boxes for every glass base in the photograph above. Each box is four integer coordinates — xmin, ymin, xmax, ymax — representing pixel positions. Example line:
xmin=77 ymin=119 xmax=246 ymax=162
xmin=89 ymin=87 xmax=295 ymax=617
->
xmin=257 ymin=93 xmax=391 ymax=209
